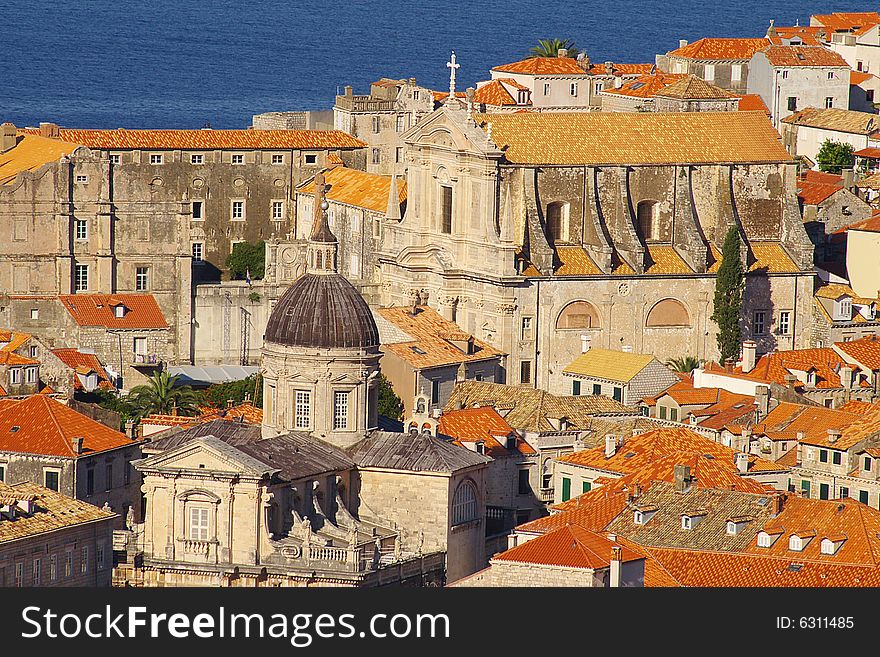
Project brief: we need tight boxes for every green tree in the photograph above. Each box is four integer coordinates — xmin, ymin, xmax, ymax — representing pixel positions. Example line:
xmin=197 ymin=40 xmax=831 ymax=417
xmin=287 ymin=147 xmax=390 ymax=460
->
xmin=711 ymin=227 xmax=745 ymax=363
xmin=377 ymin=373 xmax=404 ymax=421
xmin=78 ymin=388 xmax=137 ymax=430
xmin=126 ymin=371 xmax=202 ymax=420
xmin=226 ymin=240 xmax=265 ymax=280
xmin=816 ymin=140 xmax=855 ymax=174
xmin=665 ymin=356 xmax=704 ymax=373
xmin=529 ymin=38 xmax=581 ymax=58
xmin=202 ymin=374 xmax=263 ymax=409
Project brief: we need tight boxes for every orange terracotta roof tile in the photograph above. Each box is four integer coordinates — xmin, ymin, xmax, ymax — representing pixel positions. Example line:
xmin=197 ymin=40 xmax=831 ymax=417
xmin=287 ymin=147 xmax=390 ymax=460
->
xmin=752 ymin=401 xmax=861 ymax=442
xmin=19 ymin=128 xmax=366 ymax=151
xmin=143 ymin=402 xmax=263 ymax=429
xmin=643 ymin=245 xmax=694 ymax=274
xmin=812 ymin=12 xmax=880 ymax=33
xmin=797 ymin=408 xmax=880 ymax=449
xmin=736 ymin=94 xmax=771 ymax=115
xmin=297 ymin=166 xmax=406 ymax=214
xmin=781 ymin=107 xmax=880 ymax=136
xmin=655 ymin=75 xmax=736 ymax=100
xmin=835 ymin=335 xmax=880 ymax=370
xmin=843 ymin=213 xmax=880 ymax=232
xmin=601 ymin=72 xmax=686 ymax=99
xmin=838 ymin=399 xmax=880 ymax=413
xmin=558 ymin=426 xmax=782 ymax=474
xmin=748 ymin=242 xmax=800 ymax=273
xmin=769 ymin=26 xmax=824 ymax=46
xmin=473 ymin=79 xmax=527 ymax=107
xmin=0 ymin=133 xmax=80 ymax=185
xmin=0 ymin=395 xmax=136 ymax=457
xmin=438 ymin=406 xmax=534 ymax=457
xmin=492 ymin=57 xmax=587 ymax=76
xmin=554 ymin=245 xmax=602 ymax=275
xmin=377 ymin=305 xmax=505 ymax=369
xmin=797 ymin=178 xmax=845 ymax=205
xmin=668 ymin=38 xmax=771 ymax=61
xmin=494 ymin=524 xmax=642 ymax=569
xmin=586 ymin=63 xmax=655 ymax=77
xmin=760 ymin=45 xmax=849 ymax=67
xmin=717 ymin=347 xmax=853 ymax=390
xmin=51 ymin=349 xmax=111 ymax=387
xmin=58 ymin=294 xmax=168 ymax=329
xmin=0 ymin=352 xmax=38 ymax=366
xmin=851 ymin=70 xmax=876 ymax=85
xmin=477 ymin=111 xmax=792 ymax=165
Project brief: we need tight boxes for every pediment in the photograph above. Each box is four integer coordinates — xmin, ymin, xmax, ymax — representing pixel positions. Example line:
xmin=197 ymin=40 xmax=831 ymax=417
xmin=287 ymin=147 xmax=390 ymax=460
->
xmin=137 ymin=437 xmax=273 ymax=477
xmin=402 ymin=105 xmax=501 ymax=158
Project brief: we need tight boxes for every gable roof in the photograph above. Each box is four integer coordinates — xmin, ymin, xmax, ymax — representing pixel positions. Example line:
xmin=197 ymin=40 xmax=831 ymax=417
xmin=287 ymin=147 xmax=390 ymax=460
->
xmin=444 ymin=380 xmax=633 ymax=433
xmin=797 ymin=177 xmax=846 ymax=206
xmin=346 ymin=430 xmax=490 ymax=473
xmin=58 ymin=294 xmax=168 ymax=329
xmin=654 ymin=74 xmax=736 ymax=100
xmin=601 ymin=72 xmax=686 ymax=99
xmin=710 ymin=347 xmax=855 ymax=390
xmin=0 ymin=481 xmax=116 ymax=544
xmin=736 ymin=94 xmax=771 ymax=115
xmin=759 ymin=45 xmax=849 ymax=67
xmin=752 ymin=401 xmax=861 ymax=443
xmin=476 ymin=111 xmax=791 ymax=165
xmin=0 ymin=133 xmax=81 ymax=185
xmin=834 ymin=335 xmax=880 ymax=370
xmin=811 ymin=12 xmax=880 ymax=33
xmin=473 ymin=79 xmax=528 ymax=107
xmin=563 ymin=348 xmax=656 ymax=383
xmin=494 ymin=524 xmax=642 ymax=569
xmin=437 ymin=406 xmax=535 ymax=457
xmin=492 ymin=57 xmax=587 ymax=76
xmin=0 ymin=395 xmax=134 ymax=458
xmin=781 ymin=107 xmax=880 ymax=135
xmin=144 ymin=419 xmax=355 ymax=480
xmin=375 ymin=305 xmax=505 ymax=369
xmin=296 ymin=166 xmax=406 ymax=214
xmin=18 ymin=127 xmax=366 ymax=151
xmin=668 ymin=38 xmax=771 ymax=61
xmin=558 ymin=426 xmax=783 ymax=475
xmin=50 ymin=348 xmax=113 ymax=390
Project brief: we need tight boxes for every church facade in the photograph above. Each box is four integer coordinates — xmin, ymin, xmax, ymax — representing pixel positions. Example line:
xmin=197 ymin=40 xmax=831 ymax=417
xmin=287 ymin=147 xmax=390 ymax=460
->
xmin=378 ymin=103 xmax=817 ymax=388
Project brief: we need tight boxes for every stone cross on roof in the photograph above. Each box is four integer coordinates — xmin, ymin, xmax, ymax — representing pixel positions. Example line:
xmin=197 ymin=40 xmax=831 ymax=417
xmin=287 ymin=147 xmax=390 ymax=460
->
xmin=447 ymin=51 xmax=460 ymax=98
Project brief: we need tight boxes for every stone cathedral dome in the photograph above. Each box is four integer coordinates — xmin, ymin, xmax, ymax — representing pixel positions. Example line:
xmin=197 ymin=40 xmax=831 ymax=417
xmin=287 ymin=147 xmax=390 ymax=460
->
xmin=263 ymin=168 xmax=379 ymax=350
xmin=264 ymin=273 xmax=379 ymax=349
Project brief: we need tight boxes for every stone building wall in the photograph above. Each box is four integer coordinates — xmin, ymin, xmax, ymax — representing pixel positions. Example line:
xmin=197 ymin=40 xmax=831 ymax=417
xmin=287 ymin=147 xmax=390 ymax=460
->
xmin=0 ymin=517 xmax=115 ymax=587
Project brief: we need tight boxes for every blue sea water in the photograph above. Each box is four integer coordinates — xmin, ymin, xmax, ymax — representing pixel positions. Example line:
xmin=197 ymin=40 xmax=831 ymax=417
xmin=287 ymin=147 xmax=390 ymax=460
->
xmin=1 ymin=0 xmax=873 ymax=128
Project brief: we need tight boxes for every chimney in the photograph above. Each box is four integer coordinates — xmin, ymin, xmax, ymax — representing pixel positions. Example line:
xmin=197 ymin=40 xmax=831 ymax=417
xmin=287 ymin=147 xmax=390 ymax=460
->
xmin=784 ymin=373 xmax=798 ymax=388
xmin=226 ymin=398 xmax=234 ymax=409
xmin=741 ymin=340 xmax=757 ymax=373
xmin=609 ymin=546 xmax=622 ymax=587
xmin=125 ymin=419 xmax=136 ymax=440
xmin=605 ymin=434 xmax=618 ymax=458
xmin=842 ymin=167 xmax=856 ymax=191
xmin=580 ymin=334 xmax=591 ymax=353
xmin=344 ymin=85 xmax=353 ymax=97
xmin=755 ymin=385 xmax=770 ymax=418
xmin=827 ymin=428 xmax=841 ymax=444
xmin=771 ymin=492 xmax=785 ymax=517
xmin=39 ymin=122 xmax=59 ymax=139
xmin=0 ymin=122 xmax=17 ymax=153
xmin=837 ymin=365 xmax=853 ymax=390
xmin=604 ymin=61 xmax=614 ymax=75
xmin=679 ymin=39 xmax=688 ymax=49
xmin=673 ymin=464 xmax=692 ymax=493
xmin=724 ymin=358 xmax=735 ymax=373
xmin=557 ymin=48 xmax=568 ymax=58
xmin=735 ymin=452 xmax=749 ymax=474
xmin=72 ymin=436 xmax=84 ymax=454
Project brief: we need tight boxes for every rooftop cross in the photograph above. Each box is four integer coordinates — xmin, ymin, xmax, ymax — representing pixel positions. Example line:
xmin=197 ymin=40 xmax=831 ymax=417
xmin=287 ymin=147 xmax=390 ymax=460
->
xmin=447 ymin=51 xmax=460 ymax=97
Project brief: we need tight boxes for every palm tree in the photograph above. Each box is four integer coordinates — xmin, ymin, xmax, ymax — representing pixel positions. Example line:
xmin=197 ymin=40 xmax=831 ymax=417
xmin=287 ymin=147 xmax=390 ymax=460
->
xmin=529 ymin=38 xmax=581 ymax=59
xmin=125 ymin=371 xmax=202 ymax=420
xmin=665 ymin=356 xmax=705 ymax=374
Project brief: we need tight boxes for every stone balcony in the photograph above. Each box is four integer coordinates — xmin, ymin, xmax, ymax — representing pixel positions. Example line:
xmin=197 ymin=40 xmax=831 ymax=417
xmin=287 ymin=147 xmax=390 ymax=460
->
xmin=334 ymin=95 xmax=398 ymax=113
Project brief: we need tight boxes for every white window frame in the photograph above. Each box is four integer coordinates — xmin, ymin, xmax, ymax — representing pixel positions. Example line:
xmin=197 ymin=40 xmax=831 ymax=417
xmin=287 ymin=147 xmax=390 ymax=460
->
xmin=25 ymin=367 xmax=37 ymax=384
xmin=188 ymin=506 xmax=210 ymax=541
xmin=543 ymin=83 xmax=551 ymax=96
xmin=9 ymin=368 xmax=21 ymax=385
xmin=231 ymin=200 xmax=245 ymax=221
xmin=80 ymin=546 xmax=88 ymax=573
xmin=74 ymin=218 xmax=88 ymax=242
xmin=272 ymin=200 xmax=285 ymax=221
xmin=304 ymin=153 xmax=318 ymax=165
xmin=452 ymin=480 xmax=478 ymax=525
xmin=191 ymin=200 xmax=204 ymax=220
xmin=295 ymin=390 xmax=311 ymax=429
xmin=149 ymin=154 xmax=163 ymax=165
xmin=333 ymin=390 xmax=350 ymax=430
xmin=230 ymin=153 xmax=245 ymax=164
xmin=75 ymin=174 xmax=88 ymax=184
xmin=190 ymin=153 xmax=204 ymax=164
xmin=731 ymin=64 xmax=742 ymax=82
xmin=74 ymin=264 xmax=89 ymax=292
xmin=703 ymin=64 xmax=715 ymax=81
xmin=270 ymin=153 xmax=284 ymax=164
xmin=135 ymin=266 xmax=149 ymax=291
xmin=754 ymin=310 xmax=766 ymax=335
xmin=108 ymin=154 xmax=121 ymax=164
xmin=192 ymin=242 xmax=204 ymax=262
xmin=30 ymin=309 xmax=39 ymax=321
xmin=570 ymin=82 xmax=578 ymax=97
xmin=778 ymin=311 xmax=791 ymax=335
xmin=43 ymin=468 xmax=61 ymax=492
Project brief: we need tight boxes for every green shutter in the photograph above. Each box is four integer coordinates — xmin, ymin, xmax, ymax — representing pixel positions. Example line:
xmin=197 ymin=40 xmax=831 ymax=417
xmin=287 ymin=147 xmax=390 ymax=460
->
xmin=562 ymin=477 xmax=571 ymax=502
xmin=861 ymin=490 xmax=870 ymax=505
xmin=592 ymin=383 xmax=602 ymax=395
xmin=819 ymin=483 xmax=829 ymax=500
xmin=801 ymin=480 xmax=811 ymax=497
xmin=572 ymin=380 xmax=581 ymax=396
xmin=582 ymin=481 xmax=592 ymax=493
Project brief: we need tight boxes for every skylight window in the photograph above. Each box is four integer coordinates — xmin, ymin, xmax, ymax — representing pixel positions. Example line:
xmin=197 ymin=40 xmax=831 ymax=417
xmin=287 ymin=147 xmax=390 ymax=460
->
xmin=410 ymin=346 xmax=427 ymax=355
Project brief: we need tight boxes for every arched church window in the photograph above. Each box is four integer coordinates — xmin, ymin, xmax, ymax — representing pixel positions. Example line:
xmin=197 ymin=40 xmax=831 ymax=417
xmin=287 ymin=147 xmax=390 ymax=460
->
xmin=645 ymin=298 xmax=691 ymax=327
xmin=637 ymin=200 xmax=660 ymax=241
xmin=452 ymin=480 xmax=479 ymax=525
xmin=556 ymin=301 xmax=601 ymax=329
xmin=546 ymin=201 xmax=570 ymax=244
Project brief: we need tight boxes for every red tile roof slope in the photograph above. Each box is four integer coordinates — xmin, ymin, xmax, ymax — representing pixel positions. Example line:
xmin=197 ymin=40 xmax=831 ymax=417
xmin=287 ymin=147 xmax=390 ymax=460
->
xmin=835 ymin=335 xmax=880 ymax=370
xmin=438 ymin=406 xmax=535 ymax=457
xmin=19 ymin=128 xmax=366 ymax=151
xmin=669 ymin=38 xmax=771 ymax=61
xmin=492 ymin=57 xmax=587 ymax=76
xmin=494 ymin=524 xmax=643 ymax=569
xmin=760 ymin=45 xmax=849 ymax=67
xmin=0 ymin=395 xmax=135 ymax=457
xmin=58 ymin=294 xmax=168 ymax=329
